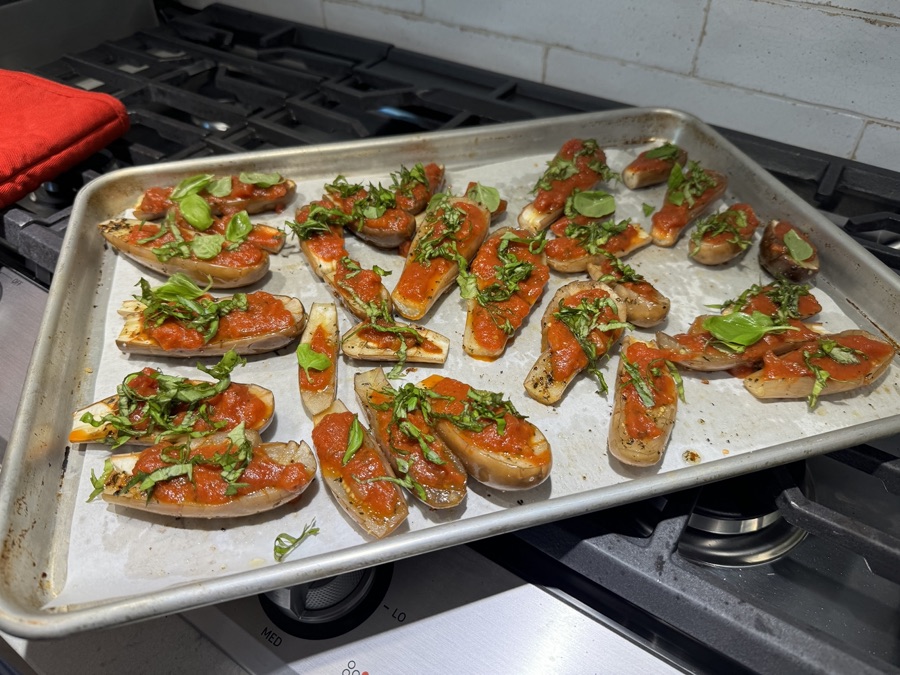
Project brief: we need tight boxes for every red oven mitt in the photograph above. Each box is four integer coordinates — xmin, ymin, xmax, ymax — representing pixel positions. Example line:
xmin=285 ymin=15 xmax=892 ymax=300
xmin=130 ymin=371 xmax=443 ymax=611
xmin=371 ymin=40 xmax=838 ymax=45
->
xmin=0 ymin=69 xmax=130 ymax=209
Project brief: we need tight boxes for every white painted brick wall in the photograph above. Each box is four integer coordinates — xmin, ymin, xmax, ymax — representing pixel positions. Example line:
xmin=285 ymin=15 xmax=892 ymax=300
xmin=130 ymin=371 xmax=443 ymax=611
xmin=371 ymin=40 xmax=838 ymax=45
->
xmin=183 ymin=0 xmax=900 ymax=172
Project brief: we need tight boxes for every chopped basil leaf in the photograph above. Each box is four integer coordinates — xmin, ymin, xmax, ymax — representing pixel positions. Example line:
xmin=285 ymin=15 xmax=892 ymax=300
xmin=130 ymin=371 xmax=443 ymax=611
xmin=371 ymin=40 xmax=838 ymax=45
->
xmin=642 ymin=202 xmax=656 ymax=217
xmin=465 ymin=183 xmax=501 ymax=212
xmin=238 ymin=171 xmax=283 ymax=188
xmin=621 ymin=357 xmax=656 ymax=408
xmin=783 ymin=228 xmax=814 ymax=263
xmin=179 ymin=193 xmax=214 ymax=231
xmin=296 ymin=343 xmax=332 ymax=379
xmin=225 ymin=211 xmax=253 ymax=243
xmin=342 ymin=418 xmax=365 ymax=465
xmin=357 ymin=473 xmax=426 ymax=502
xmin=150 ymin=272 xmax=207 ymax=302
xmin=274 ymin=519 xmax=320 ymax=562
xmin=171 ymin=174 xmax=214 ymax=201
xmin=78 ymin=351 xmax=245 ymax=448
xmin=88 ymin=458 xmax=115 ymax=502
xmin=372 ymin=265 xmax=391 ymax=277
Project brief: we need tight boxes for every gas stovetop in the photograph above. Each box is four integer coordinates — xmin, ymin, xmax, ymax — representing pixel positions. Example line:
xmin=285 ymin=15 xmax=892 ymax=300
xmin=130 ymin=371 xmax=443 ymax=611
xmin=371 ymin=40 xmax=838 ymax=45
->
xmin=3 ymin=4 xmax=899 ymax=674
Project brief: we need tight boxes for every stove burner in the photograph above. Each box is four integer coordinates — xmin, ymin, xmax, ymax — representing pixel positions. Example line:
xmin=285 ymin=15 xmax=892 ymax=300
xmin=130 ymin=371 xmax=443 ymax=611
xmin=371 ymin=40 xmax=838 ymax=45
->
xmin=677 ymin=463 xmax=810 ymax=567
xmin=259 ymin=563 xmax=393 ymax=640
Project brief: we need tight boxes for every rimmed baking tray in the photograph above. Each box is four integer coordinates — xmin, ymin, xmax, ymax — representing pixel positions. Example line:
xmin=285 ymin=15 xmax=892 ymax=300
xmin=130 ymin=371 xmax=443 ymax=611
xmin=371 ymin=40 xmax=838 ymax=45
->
xmin=2 ymin=108 xmax=899 ymax=638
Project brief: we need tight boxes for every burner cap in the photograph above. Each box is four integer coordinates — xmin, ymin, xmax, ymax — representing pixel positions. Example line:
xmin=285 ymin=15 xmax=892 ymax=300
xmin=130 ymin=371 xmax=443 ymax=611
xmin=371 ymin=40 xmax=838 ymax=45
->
xmin=678 ymin=463 xmax=810 ymax=567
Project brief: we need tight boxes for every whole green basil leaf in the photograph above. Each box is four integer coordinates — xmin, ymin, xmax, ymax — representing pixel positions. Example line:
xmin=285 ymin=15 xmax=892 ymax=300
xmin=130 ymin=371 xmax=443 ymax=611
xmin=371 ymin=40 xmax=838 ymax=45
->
xmin=170 ymin=174 xmax=214 ymax=201
xmin=644 ymin=143 xmax=680 ymax=161
xmin=341 ymin=418 xmax=364 ymax=465
xmin=190 ymin=234 xmax=225 ymax=259
xmin=783 ymin=228 xmax=814 ymax=262
xmin=702 ymin=311 xmax=797 ymax=352
xmin=207 ymin=176 xmax=233 ymax=198
xmin=296 ymin=343 xmax=332 ymax=379
xmin=151 ymin=273 xmax=208 ymax=302
xmin=225 ymin=211 xmax=253 ymax=243
xmin=571 ymin=190 xmax=616 ymax=218
xmin=465 ymin=183 xmax=501 ymax=212
xmin=180 ymin=193 xmax=214 ymax=231
xmin=239 ymin=171 xmax=282 ymax=188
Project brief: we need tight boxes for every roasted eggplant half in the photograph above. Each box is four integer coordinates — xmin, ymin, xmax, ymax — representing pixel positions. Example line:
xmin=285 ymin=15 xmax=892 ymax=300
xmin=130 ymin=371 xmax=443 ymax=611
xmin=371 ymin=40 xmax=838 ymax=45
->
xmin=70 ymin=352 xmax=273 ymax=447
xmin=621 ymin=143 xmax=688 ymax=190
xmin=116 ymin=274 xmax=305 ymax=357
xmin=586 ymin=254 xmax=670 ymax=328
xmin=462 ymin=227 xmax=550 ymax=360
xmin=420 ymin=374 xmax=552 ymax=490
xmin=518 ymin=139 xmax=615 ymax=233
xmin=524 ymin=280 xmax=628 ymax=405
xmin=99 ymin=217 xmax=269 ymax=289
xmin=758 ymin=220 xmax=820 ymax=282
xmin=392 ymin=195 xmax=490 ymax=321
xmin=297 ymin=302 xmax=339 ymax=417
xmin=650 ymin=161 xmax=727 ymax=247
xmin=608 ymin=338 xmax=682 ymax=467
xmin=743 ymin=330 xmax=895 ymax=407
xmin=355 ymin=368 xmax=467 ymax=509
xmin=311 ymin=400 xmax=409 ymax=539
xmin=93 ymin=428 xmax=316 ymax=518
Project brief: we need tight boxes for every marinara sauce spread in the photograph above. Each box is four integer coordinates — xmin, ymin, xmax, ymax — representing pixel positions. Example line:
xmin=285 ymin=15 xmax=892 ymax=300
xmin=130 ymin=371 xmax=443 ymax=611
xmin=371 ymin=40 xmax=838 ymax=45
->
xmin=368 ymin=389 xmax=467 ymax=494
xmin=423 ymin=375 xmax=545 ymax=465
xmin=311 ymin=412 xmax=402 ymax=521
xmin=737 ymin=286 xmax=822 ymax=320
xmin=546 ymin=217 xmax=643 ymax=263
xmin=756 ymin=333 xmax=894 ymax=383
xmin=468 ymin=229 xmax=549 ymax=354
xmin=533 ymin=139 xmax=608 ymax=215
xmin=125 ymin=222 xmax=266 ymax=269
xmin=694 ymin=203 xmax=758 ymax=248
xmin=122 ymin=368 xmax=271 ymax=434
xmin=394 ymin=200 xmax=489 ymax=306
xmin=132 ymin=438 xmax=309 ymax=506
xmin=299 ymin=326 xmax=335 ymax=393
xmin=145 ymin=291 xmax=294 ymax=351
xmin=136 ymin=187 xmax=174 ymax=216
xmin=651 ymin=168 xmax=726 ymax=242
xmin=547 ymin=288 xmax=622 ymax=382
xmin=619 ymin=342 xmax=677 ymax=441
xmin=208 ymin=176 xmax=291 ymax=214
xmin=394 ymin=163 xmax=444 ymax=214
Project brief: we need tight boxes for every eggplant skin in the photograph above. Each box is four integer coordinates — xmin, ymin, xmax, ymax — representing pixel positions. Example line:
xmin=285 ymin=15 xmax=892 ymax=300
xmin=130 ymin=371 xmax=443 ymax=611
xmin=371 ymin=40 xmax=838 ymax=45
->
xmin=758 ymin=220 xmax=819 ymax=282
xmin=100 ymin=432 xmax=317 ymax=518
xmin=115 ymin=295 xmax=306 ymax=357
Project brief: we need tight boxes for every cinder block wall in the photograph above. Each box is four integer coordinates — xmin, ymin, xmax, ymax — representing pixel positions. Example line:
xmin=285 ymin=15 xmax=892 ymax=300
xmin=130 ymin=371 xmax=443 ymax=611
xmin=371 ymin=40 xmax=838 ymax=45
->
xmin=185 ymin=0 xmax=900 ymax=171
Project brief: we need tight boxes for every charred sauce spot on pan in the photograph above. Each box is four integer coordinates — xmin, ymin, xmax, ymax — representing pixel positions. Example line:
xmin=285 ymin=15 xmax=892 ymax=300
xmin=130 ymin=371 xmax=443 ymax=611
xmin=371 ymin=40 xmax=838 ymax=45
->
xmin=682 ymin=450 xmax=701 ymax=464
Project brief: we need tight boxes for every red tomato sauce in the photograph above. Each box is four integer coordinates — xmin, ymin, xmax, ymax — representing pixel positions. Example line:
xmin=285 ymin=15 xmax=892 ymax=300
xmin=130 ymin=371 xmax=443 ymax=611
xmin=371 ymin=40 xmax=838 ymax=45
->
xmin=123 ymin=368 xmax=271 ymax=434
xmin=137 ymin=187 xmax=174 ymax=216
xmin=423 ymin=376 xmax=544 ymax=463
xmin=700 ymin=203 xmax=759 ymax=246
xmin=145 ymin=291 xmax=293 ymax=349
xmin=299 ymin=326 xmax=335 ymax=392
xmin=547 ymin=288 xmax=621 ymax=382
xmin=757 ymin=333 xmax=894 ymax=381
xmin=468 ymin=230 xmax=549 ymax=352
xmin=368 ymin=390 xmax=466 ymax=492
xmin=533 ymin=139 xmax=607 ymax=214
xmin=133 ymin=438 xmax=308 ymax=506
xmin=311 ymin=412 xmax=401 ymax=519
xmin=620 ymin=342 xmax=677 ymax=441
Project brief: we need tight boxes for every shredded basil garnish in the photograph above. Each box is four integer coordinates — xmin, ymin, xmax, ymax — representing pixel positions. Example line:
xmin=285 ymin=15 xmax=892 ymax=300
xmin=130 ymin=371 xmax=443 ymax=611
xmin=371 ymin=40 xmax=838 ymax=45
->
xmin=274 ymin=519 xmax=320 ymax=562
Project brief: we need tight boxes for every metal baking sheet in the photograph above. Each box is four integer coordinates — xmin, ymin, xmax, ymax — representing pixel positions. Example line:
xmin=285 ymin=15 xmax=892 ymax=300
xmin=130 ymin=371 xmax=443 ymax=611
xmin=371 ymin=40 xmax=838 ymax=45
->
xmin=2 ymin=108 xmax=899 ymax=637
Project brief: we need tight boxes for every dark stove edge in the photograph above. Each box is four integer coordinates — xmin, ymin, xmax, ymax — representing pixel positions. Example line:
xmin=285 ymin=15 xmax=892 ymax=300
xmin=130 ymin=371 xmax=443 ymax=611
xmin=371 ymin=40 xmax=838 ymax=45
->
xmin=500 ymin=516 xmax=896 ymax=675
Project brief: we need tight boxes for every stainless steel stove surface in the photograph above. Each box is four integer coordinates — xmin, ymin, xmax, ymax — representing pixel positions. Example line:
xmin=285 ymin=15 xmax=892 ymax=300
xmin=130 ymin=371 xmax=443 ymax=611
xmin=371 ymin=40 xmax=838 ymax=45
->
xmin=3 ymin=4 xmax=900 ymax=674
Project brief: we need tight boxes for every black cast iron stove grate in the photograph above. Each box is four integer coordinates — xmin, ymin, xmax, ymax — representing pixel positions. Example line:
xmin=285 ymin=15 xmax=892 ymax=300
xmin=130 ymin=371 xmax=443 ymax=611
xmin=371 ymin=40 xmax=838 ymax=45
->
xmin=3 ymin=2 xmax=900 ymax=284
